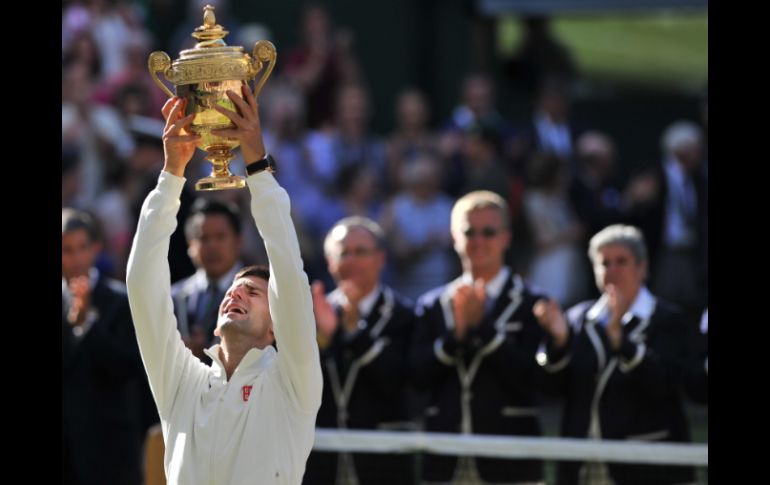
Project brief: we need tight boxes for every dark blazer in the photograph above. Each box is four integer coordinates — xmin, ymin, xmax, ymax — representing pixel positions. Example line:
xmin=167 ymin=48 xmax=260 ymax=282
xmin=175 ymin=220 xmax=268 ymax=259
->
xmin=62 ymin=276 xmax=147 ymax=485
xmin=628 ymin=163 xmax=708 ymax=283
xmin=304 ymin=286 xmax=416 ymax=485
xmin=171 ymin=273 xmax=227 ymax=347
xmin=410 ymin=271 xmax=546 ymax=483
xmin=538 ymin=295 xmax=695 ymax=485
xmin=683 ymin=311 xmax=708 ymax=405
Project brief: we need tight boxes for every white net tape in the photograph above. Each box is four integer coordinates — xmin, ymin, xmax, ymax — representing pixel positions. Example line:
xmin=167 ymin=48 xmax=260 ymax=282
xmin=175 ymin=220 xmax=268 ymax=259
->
xmin=313 ymin=429 xmax=708 ymax=466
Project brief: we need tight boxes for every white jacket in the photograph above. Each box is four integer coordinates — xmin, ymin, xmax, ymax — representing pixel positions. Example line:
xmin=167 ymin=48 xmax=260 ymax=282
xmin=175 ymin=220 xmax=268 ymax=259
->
xmin=127 ymin=171 xmax=322 ymax=485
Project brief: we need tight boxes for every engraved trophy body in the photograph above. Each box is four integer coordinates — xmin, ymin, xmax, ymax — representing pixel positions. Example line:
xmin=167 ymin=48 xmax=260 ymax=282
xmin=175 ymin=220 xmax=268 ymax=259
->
xmin=148 ymin=5 xmax=276 ymax=190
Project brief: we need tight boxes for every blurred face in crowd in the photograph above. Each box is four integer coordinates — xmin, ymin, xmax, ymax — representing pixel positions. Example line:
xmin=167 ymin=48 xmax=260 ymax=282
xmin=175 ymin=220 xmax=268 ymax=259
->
xmin=402 ymin=157 xmax=440 ymax=200
xmin=62 ymin=228 xmax=100 ymax=282
xmin=62 ymin=62 xmax=94 ymax=107
xmin=673 ymin=141 xmax=702 ymax=172
xmin=577 ymin=132 xmax=615 ymax=181
xmin=336 ymin=85 xmax=369 ymax=134
xmin=326 ymin=227 xmax=384 ymax=294
xmin=303 ymin=5 xmax=331 ymax=45
xmin=215 ymin=275 xmax=274 ymax=348
xmin=464 ymin=76 xmax=493 ymax=115
xmin=453 ymin=207 xmax=510 ymax=276
xmin=539 ymin=90 xmax=569 ymax=122
xmin=593 ymin=243 xmax=647 ymax=302
xmin=396 ymin=91 xmax=428 ymax=132
xmin=188 ymin=213 xmax=242 ymax=280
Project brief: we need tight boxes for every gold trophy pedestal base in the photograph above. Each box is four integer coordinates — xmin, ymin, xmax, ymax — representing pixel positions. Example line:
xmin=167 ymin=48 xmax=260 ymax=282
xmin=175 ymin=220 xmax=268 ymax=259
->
xmin=195 ymin=174 xmax=246 ymax=191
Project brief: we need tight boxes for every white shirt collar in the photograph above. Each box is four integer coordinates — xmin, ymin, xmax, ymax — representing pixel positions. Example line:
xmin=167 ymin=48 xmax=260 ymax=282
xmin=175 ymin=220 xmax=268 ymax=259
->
xmin=459 ymin=266 xmax=511 ymax=301
xmin=205 ymin=344 xmax=276 ymax=382
xmin=329 ymin=284 xmax=382 ymax=318
xmin=586 ymin=286 xmax=656 ymax=325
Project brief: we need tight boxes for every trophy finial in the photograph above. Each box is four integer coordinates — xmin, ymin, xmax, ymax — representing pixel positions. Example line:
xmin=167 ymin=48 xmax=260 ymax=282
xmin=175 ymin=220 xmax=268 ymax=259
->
xmin=192 ymin=4 xmax=229 ymax=44
xmin=203 ymin=5 xmax=216 ymax=28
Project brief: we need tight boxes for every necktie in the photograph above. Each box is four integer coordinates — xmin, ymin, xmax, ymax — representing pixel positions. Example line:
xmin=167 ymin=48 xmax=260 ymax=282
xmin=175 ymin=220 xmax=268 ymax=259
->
xmin=197 ymin=282 xmax=220 ymax=334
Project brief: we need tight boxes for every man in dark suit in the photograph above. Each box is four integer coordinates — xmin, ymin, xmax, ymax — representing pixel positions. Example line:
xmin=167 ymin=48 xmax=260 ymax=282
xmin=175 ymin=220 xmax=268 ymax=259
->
xmin=410 ymin=190 xmax=547 ymax=485
xmin=626 ymin=121 xmax=708 ymax=317
xmin=62 ymin=208 xmax=146 ymax=485
xmin=304 ymin=216 xmax=416 ymax=485
xmin=171 ymin=198 xmax=244 ymax=363
xmin=683 ymin=308 xmax=708 ymax=405
xmin=534 ymin=224 xmax=695 ymax=485
xmin=509 ymin=78 xmax=581 ymax=175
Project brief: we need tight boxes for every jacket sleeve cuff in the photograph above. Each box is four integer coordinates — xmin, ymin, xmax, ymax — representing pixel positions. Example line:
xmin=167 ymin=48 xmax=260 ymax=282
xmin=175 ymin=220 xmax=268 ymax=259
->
xmin=536 ymin=331 xmax=572 ymax=372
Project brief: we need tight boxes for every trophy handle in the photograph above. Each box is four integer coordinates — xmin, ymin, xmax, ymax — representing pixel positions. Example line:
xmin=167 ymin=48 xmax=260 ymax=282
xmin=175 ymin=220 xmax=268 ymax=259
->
xmin=251 ymin=40 xmax=277 ymax=98
xmin=148 ymin=51 xmax=175 ymax=98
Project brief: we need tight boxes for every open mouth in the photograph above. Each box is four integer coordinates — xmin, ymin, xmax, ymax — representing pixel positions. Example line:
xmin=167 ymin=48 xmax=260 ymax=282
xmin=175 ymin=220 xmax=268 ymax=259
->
xmin=224 ymin=304 xmax=246 ymax=315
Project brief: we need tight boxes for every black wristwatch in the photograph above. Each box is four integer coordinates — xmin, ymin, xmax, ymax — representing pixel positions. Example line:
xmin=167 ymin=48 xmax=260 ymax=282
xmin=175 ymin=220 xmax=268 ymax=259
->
xmin=246 ymin=154 xmax=277 ymax=176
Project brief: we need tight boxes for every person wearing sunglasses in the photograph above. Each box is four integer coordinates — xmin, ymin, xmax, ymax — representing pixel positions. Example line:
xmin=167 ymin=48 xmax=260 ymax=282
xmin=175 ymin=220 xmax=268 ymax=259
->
xmin=410 ymin=190 xmax=549 ymax=485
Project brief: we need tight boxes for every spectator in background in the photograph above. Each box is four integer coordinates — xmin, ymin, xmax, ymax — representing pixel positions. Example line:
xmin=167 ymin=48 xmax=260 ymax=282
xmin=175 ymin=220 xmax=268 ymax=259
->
xmin=171 ymin=198 xmax=245 ymax=364
xmin=523 ymin=152 xmax=588 ymax=307
xmin=284 ymin=2 xmax=362 ymax=130
xmin=458 ymin=121 xmax=511 ymax=202
xmin=569 ymin=131 xmax=626 ymax=238
xmin=62 ymin=208 xmax=147 ymax=485
xmin=380 ymin=154 xmax=455 ymax=301
xmin=62 ymin=61 xmax=135 ymax=208
xmin=511 ymin=77 xmax=580 ymax=172
xmin=440 ymin=73 xmax=515 ymax=185
xmin=445 ymin=72 xmax=511 ymax=135
xmin=92 ymin=34 xmax=167 ymax=119
xmin=386 ymin=88 xmax=440 ymax=194
xmin=62 ymin=29 xmax=102 ymax=80
xmin=305 ymin=217 xmax=416 ymax=485
xmin=305 ymin=83 xmax=388 ymax=199
xmin=626 ymin=121 xmax=707 ymax=317
xmin=261 ymin=80 xmax=330 ymax=281
xmin=535 ymin=224 xmax=695 ymax=485
xmin=411 ymin=191 xmax=547 ymax=485
xmin=87 ymin=0 xmax=147 ymax=81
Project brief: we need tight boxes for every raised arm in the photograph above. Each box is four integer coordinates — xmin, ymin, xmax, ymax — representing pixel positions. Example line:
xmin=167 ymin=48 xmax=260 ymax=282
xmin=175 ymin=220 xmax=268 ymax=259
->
xmin=125 ymin=98 xmax=206 ymax=418
xmin=213 ymin=85 xmax=322 ymax=414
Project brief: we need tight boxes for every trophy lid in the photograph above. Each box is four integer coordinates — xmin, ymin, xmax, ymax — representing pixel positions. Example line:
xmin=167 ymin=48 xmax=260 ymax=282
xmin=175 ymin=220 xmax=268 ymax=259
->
xmin=178 ymin=4 xmax=244 ymax=60
xmin=191 ymin=4 xmax=229 ymax=47
xmin=149 ymin=4 xmax=274 ymax=88
xmin=167 ymin=4 xmax=255 ymax=84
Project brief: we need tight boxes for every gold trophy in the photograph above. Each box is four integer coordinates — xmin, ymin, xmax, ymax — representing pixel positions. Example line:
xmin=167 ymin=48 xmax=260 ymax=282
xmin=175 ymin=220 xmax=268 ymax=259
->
xmin=148 ymin=4 xmax=276 ymax=190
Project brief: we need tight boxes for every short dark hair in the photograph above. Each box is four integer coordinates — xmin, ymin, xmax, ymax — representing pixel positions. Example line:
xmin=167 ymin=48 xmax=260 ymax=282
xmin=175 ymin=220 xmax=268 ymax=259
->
xmin=62 ymin=208 xmax=100 ymax=243
xmin=234 ymin=265 xmax=270 ymax=283
xmin=184 ymin=198 xmax=242 ymax=241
